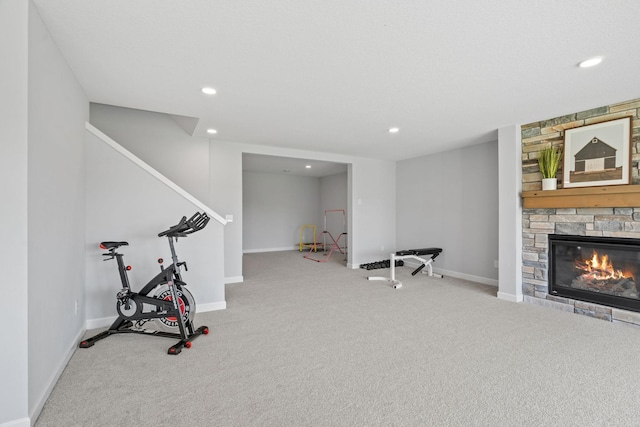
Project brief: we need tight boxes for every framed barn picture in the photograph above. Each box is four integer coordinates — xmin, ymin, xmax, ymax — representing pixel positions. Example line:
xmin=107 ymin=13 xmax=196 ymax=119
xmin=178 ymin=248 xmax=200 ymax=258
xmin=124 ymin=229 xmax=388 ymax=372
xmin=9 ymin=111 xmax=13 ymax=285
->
xmin=562 ymin=116 xmax=632 ymax=188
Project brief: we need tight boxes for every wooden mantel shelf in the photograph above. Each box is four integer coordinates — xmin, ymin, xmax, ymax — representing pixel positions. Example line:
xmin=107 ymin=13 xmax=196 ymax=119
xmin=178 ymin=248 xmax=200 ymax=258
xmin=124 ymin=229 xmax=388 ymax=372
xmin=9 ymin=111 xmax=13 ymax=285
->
xmin=522 ymin=185 xmax=640 ymax=209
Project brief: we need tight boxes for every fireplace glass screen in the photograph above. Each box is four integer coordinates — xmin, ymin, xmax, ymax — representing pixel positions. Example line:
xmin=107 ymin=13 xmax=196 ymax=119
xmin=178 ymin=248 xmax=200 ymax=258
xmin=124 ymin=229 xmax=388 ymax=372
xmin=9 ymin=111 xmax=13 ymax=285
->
xmin=548 ymin=235 xmax=640 ymax=312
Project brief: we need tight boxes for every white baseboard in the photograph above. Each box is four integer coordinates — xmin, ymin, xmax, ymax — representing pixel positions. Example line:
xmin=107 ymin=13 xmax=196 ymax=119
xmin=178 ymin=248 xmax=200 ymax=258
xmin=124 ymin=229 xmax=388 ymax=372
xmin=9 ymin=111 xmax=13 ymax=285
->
xmin=0 ymin=418 xmax=30 ymax=427
xmin=497 ymin=291 xmax=524 ymax=303
xmin=433 ymin=268 xmax=498 ymax=287
xmin=243 ymin=246 xmax=298 ymax=253
xmin=196 ymin=301 xmax=227 ymax=312
xmin=86 ymin=315 xmax=116 ymax=330
xmin=29 ymin=327 xmax=85 ymax=425
xmin=398 ymin=259 xmax=498 ymax=287
xmin=225 ymin=276 xmax=243 ymax=284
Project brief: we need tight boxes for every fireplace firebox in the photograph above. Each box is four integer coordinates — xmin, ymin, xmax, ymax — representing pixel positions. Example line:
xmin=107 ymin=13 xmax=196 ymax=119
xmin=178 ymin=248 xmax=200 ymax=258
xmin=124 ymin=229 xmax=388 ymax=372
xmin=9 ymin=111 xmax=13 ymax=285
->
xmin=548 ymin=235 xmax=640 ymax=313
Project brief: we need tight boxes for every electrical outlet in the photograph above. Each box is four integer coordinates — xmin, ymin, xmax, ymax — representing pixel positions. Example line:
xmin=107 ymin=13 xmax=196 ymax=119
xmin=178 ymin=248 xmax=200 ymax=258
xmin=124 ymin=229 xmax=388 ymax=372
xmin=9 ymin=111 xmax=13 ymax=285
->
xmin=381 ymin=246 xmax=385 ymax=252
xmin=74 ymin=300 xmax=78 ymax=315
xmin=494 ymin=260 xmax=499 ymax=268
xmin=225 ymin=214 xmax=233 ymax=222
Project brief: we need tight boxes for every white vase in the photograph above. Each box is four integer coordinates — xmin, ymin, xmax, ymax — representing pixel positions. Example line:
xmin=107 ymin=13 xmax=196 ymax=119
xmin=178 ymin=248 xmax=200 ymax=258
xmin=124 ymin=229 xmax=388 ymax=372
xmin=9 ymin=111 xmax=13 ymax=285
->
xmin=542 ymin=178 xmax=557 ymax=191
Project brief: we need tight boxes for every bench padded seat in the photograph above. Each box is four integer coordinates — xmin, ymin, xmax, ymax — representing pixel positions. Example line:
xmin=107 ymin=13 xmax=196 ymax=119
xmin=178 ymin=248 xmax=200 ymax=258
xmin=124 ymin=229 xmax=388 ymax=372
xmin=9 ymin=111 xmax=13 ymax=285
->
xmin=396 ymin=248 xmax=442 ymax=256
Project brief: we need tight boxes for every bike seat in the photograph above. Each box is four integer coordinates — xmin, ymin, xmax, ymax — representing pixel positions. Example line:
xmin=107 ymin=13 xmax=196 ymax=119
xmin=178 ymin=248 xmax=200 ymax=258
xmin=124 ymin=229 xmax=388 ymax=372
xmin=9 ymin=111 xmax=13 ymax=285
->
xmin=100 ymin=241 xmax=129 ymax=250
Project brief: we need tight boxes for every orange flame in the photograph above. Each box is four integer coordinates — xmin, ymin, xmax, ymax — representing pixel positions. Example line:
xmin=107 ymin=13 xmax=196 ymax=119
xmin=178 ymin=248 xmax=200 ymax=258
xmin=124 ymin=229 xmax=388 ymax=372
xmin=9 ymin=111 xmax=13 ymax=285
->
xmin=576 ymin=251 xmax=628 ymax=280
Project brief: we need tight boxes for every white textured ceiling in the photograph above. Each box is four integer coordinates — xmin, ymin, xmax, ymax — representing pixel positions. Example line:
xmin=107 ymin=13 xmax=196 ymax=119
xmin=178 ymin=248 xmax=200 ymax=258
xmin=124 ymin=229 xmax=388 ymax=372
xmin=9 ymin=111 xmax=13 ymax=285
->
xmin=34 ymin=0 xmax=640 ymax=161
xmin=243 ymin=154 xmax=347 ymax=177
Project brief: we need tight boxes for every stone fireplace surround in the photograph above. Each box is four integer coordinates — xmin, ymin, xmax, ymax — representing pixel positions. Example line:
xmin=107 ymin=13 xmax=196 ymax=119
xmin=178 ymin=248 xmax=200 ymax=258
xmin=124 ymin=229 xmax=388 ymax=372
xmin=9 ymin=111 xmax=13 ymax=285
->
xmin=521 ymin=97 xmax=640 ymax=327
xmin=523 ymin=207 xmax=640 ymax=325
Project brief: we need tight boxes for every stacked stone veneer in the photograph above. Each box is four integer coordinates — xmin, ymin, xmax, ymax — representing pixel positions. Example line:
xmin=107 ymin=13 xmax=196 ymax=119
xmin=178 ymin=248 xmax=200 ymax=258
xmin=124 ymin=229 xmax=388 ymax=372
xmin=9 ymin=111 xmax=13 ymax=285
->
xmin=522 ymin=98 xmax=640 ymax=326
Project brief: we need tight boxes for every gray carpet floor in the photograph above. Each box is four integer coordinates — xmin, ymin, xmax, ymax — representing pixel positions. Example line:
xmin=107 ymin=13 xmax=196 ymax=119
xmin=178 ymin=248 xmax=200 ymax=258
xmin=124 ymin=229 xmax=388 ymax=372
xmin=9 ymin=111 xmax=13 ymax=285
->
xmin=36 ymin=250 xmax=640 ymax=426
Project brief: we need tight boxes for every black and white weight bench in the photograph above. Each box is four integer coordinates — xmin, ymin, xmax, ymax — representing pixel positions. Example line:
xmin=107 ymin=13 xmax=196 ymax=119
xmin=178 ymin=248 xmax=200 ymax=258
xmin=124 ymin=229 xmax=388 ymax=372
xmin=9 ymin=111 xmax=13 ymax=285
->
xmin=367 ymin=248 xmax=443 ymax=289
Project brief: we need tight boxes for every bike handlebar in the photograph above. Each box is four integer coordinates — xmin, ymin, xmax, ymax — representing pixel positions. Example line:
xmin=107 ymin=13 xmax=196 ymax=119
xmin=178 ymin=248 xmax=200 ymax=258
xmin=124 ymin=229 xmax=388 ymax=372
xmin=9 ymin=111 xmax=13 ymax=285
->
xmin=158 ymin=212 xmax=210 ymax=238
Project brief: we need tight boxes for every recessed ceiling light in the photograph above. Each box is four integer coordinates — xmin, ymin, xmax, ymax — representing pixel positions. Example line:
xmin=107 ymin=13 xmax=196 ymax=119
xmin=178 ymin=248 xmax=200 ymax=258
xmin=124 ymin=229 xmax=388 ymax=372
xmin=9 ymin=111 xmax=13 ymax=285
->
xmin=578 ymin=57 xmax=603 ymax=68
xmin=206 ymin=128 xmax=217 ymax=134
xmin=201 ymin=87 xmax=217 ymax=95
xmin=388 ymin=127 xmax=400 ymax=133
xmin=305 ymin=165 xmax=312 ymax=169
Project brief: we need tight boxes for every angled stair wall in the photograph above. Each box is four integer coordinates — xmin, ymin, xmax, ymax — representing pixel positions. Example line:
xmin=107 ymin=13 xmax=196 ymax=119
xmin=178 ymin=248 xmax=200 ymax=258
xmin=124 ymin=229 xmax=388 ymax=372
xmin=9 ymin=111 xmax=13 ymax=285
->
xmin=85 ymin=123 xmax=226 ymax=328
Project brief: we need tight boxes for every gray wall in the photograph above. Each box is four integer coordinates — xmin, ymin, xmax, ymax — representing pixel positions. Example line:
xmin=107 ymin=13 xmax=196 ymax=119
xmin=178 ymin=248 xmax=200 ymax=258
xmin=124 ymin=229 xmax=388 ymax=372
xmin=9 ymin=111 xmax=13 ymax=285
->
xmin=28 ymin=1 xmax=89 ymax=416
xmin=243 ymin=171 xmax=321 ymax=252
xmin=90 ymin=103 xmax=210 ymax=203
xmin=350 ymin=160 xmax=396 ymax=263
xmin=0 ymin=2 xmax=89 ymax=425
xmin=396 ymin=141 xmax=499 ymax=284
xmin=320 ymin=172 xmax=348 ymax=242
xmin=209 ymin=141 xmax=243 ymax=282
xmin=498 ymin=125 xmax=523 ymax=301
xmin=1 ymin=1 xmax=29 ymax=424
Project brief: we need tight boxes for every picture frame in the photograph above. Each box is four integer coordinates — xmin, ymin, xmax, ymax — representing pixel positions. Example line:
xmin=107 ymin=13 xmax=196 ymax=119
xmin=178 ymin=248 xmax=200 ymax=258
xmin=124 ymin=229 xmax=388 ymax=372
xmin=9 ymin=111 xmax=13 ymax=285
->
xmin=562 ymin=116 xmax=632 ymax=188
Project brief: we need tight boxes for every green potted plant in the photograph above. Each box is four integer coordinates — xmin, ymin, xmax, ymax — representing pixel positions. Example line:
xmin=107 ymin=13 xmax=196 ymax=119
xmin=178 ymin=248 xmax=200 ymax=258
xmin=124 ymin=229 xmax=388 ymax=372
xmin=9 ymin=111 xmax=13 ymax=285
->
xmin=538 ymin=146 xmax=563 ymax=190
